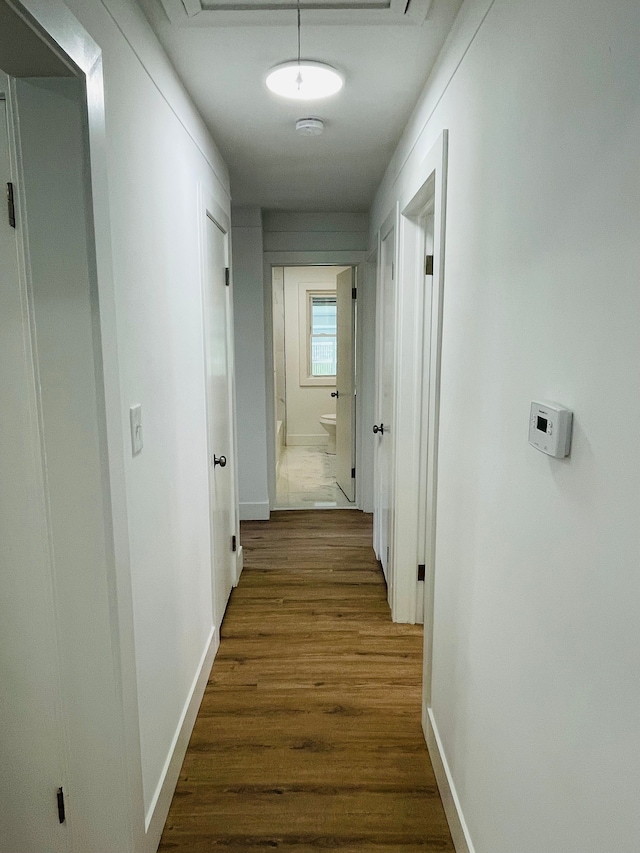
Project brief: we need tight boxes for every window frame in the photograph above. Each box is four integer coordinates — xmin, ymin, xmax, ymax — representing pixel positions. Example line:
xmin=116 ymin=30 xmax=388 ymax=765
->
xmin=298 ymin=285 xmax=338 ymax=387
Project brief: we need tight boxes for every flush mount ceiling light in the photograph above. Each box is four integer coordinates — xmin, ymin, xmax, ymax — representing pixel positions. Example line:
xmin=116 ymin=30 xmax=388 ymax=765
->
xmin=265 ymin=0 xmax=344 ymax=101
xmin=266 ymin=61 xmax=343 ymax=101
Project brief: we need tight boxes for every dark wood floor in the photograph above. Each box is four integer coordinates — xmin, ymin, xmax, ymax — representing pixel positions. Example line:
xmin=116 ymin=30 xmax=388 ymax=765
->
xmin=158 ymin=510 xmax=454 ymax=852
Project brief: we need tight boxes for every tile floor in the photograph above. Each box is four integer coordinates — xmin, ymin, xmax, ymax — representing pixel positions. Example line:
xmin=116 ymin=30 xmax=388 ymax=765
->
xmin=275 ymin=445 xmax=355 ymax=509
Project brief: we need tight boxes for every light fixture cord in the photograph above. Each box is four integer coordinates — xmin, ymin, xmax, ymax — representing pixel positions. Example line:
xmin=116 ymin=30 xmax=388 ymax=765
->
xmin=297 ymin=0 xmax=301 ymax=64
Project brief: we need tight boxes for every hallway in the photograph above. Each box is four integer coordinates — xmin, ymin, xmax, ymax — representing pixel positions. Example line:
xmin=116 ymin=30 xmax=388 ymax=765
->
xmin=158 ymin=511 xmax=453 ymax=851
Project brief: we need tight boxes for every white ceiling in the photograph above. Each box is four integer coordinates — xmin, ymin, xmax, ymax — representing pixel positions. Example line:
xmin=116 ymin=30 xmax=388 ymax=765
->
xmin=136 ymin=0 xmax=462 ymax=211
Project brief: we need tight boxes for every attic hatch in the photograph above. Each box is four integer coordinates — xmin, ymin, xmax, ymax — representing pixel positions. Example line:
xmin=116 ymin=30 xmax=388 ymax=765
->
xmin=159 ymin=0 xmax=432 ymax=26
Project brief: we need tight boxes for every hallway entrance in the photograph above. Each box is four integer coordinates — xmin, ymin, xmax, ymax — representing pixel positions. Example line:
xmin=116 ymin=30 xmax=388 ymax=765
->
xmin=159 ymin=510 xmax=454 ymax=851
xmin=271 ymin=265 xmax=357 ymax=510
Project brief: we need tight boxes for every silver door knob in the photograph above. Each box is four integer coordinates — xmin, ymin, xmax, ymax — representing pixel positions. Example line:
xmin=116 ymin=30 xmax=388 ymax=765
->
xmin=213 ymin=455 xmax=227 ymax=467
xmin=372 ymin=424 xmax=384 ymax=435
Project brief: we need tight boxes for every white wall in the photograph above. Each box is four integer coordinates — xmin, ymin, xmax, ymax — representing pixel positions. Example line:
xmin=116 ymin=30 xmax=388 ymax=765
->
xmin=52 ymin=0 xmax=232 ymax=840
xmin=371 ymin=1 xmax=640 ymax=852
xmin=232 ymin=207 xmax=270 ymax=520
xmin=283 ymin=266 xmax=342 ymax=445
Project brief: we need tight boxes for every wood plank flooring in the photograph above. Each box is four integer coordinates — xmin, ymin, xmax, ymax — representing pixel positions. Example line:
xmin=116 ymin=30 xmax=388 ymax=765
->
xmin=158 ymin=510 xmax=454 ymax=852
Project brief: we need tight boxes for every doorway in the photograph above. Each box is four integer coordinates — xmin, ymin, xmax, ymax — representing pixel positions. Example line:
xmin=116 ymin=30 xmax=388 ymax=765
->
xmin=0 ymin=10 xmax=140 ymax=846
xmin=272 ymin=265 xmax=357 ymax=509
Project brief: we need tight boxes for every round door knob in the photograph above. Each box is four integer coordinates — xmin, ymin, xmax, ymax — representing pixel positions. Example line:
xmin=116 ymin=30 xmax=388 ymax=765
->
xmin=331 ymin=391 xmax=339 ymax=398
xmin=372 ymin=424 xmax=384 ymax=435
xmin=213 ymin=455 xmax=227 ymax=468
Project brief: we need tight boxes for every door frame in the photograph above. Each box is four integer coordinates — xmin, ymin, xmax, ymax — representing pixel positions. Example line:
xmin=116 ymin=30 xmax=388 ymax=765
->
xmin=397 ymin=130 xmax=448 ymax=682
xmin=373 ymin=133 xmax=447 ymax=629
xmin=2 ymin=1 xmax=144 ymax=849
xmin=263 ymin=251 xmax=366 ymax=510
xmin=335 ymin=265 xmax=356 ymax=502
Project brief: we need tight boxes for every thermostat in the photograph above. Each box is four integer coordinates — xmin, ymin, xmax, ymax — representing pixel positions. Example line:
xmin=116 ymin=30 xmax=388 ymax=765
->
xmin=528 ymin=401 xmax=572 ymax=458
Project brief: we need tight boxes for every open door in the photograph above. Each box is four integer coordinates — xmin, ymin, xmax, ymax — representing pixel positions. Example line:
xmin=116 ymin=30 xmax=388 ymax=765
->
xmin=335 ymin=267 xmax=355 ymax=501
xmin=0 ymin=86 xmax=69 ymax=853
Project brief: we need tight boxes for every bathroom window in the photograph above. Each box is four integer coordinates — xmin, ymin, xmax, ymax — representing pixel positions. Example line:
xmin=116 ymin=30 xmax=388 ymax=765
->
xmin=309 ymin=294 xmax=337 ymax=377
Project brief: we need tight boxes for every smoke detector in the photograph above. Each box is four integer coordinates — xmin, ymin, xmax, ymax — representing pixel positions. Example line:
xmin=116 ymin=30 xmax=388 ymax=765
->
xmin=295 ymin=117 xmax=324 ymax=137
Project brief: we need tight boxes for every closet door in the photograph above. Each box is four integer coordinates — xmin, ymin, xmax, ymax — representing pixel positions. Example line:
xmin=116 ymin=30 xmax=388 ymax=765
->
xmin=0 ymin=91 xmax=69 ymax=853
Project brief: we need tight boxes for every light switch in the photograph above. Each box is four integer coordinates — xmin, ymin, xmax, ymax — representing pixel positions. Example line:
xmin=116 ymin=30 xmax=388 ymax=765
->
xmin=129 ymin=405 xmax=143 ymax=455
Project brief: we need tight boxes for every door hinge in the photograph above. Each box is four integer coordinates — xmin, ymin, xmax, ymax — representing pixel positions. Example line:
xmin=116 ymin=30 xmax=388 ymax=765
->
xmin=57 ymin=787 xmax=66 ymax=824
xmin=6 ymin=182 xmax=16 ymax=228
xmin=225 ymin=267 xmax=230 ymax=287
xmin=231 ymin=534 xmax=237 ymax=552
xmin=425 ymin=255 xmax=434 ymax=276
xmin=417 ymin=564 xmax=426 ymax=582
xmin=391 ymin=261 xmax=394 ymax=280
xmin=352 ymin=287 xmax=357 ymax=299
xmin=351 ymin=467 xmax=355 ymax=478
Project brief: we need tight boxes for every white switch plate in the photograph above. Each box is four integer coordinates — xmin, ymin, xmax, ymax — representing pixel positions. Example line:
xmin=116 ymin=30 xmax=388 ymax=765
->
xmin=129 ymin=405 xmax=143 ymax=455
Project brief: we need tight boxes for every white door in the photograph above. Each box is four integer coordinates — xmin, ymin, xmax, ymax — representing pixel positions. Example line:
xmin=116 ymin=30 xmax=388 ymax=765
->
xmin=0 ymin=95 xmax=69 ymax=853
xmin=335 ymin=267 xmax=355 ymax=501
xmin=374 ymin=224 xmax=396 ymax=592
xmin=203 ymin=212 xmax=234 ymax=631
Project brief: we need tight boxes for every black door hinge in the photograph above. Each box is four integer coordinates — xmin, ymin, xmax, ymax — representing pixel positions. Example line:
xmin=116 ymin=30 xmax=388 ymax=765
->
xmin=351 ymin=467 xmax=355 ymax=478
xmin=417 ymin=564 xmax=426 ymax=582
xmin=225 ymin=267 xmax=230 ymax=286
xmin=425 ymin=255 xmax=434 ymax=276
xmin=57 ymin=787 xmax=66 ymax=824
xmin=352 ymin=287 xmax=357 ymax=299
xmin=7 ymin=182 xmax=16 ymax=228
xmin=231 ymin=534 xmax=237 ymax=552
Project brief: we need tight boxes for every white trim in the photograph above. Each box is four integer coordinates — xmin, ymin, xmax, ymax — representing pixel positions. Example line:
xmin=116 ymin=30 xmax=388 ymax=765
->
xmin=144 ymin=628 xmax=218 ymax=850
xmin=424 ymin=708 xmax=475 ymax=853
xmin=388 ymin=131 xmax=447 ymax=627
xmin=239 ymin=501 xmax=270 ymax=521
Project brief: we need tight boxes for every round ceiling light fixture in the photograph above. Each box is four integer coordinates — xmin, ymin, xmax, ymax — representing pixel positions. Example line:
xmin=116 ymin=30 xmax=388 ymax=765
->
xmin=266 ymin=61 xmax=344 ymax=101
xmin=296 ymin=117 xmax=324 ymax=136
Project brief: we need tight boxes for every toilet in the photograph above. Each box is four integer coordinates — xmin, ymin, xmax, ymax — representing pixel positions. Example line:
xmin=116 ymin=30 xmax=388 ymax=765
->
xmin=319 ymin=413 xmax=336 ymax=454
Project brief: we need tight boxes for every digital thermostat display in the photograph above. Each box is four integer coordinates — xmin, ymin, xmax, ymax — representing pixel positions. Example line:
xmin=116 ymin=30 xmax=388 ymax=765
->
xmin=529 ymin=401 xmax=572 ymax=458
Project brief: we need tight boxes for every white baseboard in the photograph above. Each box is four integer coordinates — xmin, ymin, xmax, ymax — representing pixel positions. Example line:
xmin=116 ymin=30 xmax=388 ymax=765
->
xmin=239 ymin=501 xmax=270 ymax=520
xmin=143 ymin=627 xmax=218 ymax=852
xmin=286 ymin=434 xmax=327 ymax=446
xmin=424 ymin=706 xmax=475 ymax=853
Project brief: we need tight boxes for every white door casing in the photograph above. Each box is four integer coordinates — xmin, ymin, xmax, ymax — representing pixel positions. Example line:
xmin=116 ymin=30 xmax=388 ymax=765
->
xmin=203 ymin=207 xmax=235 ymax=631
xmin=375 ymin=135 xmax=447 ymax=629
xmin=335 ymin=266 xmax=355 ymax=501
